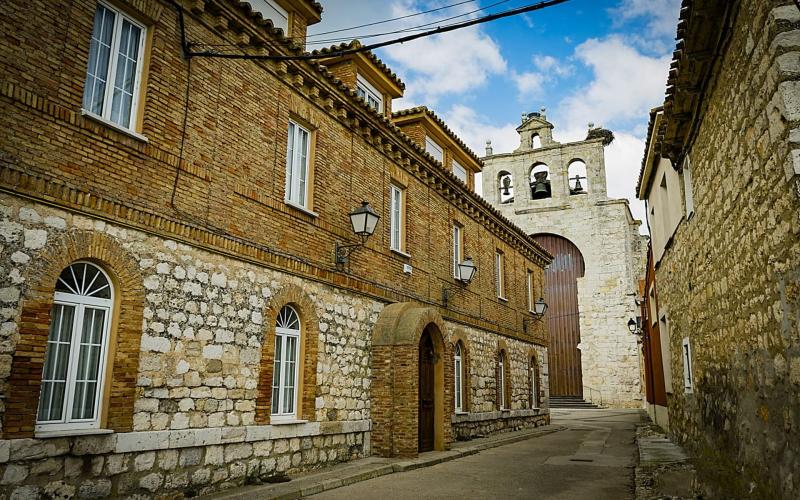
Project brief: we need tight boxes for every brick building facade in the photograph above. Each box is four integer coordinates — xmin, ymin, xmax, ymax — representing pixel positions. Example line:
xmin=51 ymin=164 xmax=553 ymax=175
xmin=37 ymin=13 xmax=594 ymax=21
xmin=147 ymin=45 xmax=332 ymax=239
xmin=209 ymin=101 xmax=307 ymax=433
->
xmin=0 ymin=0 xmax=551 ymax=497
xmin=638 ymin=0 xmax=800 ymax=497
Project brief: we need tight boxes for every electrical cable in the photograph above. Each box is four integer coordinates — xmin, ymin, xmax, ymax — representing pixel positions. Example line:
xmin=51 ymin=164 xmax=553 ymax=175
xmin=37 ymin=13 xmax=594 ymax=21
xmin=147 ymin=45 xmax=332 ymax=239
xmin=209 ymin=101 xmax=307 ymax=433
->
xmin=182 ymin=0 xmax=570 ymax=61
xmin=304 ymin=0 xmax=476 ymax=39
xmin=303 ymin=0 xmax=515 ymax=47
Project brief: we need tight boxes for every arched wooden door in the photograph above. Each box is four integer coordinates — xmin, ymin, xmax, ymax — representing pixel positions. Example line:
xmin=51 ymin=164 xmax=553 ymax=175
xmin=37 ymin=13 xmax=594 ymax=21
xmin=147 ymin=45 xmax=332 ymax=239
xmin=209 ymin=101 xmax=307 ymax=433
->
xmin=532 ymin=234 xmax=585 ymax=397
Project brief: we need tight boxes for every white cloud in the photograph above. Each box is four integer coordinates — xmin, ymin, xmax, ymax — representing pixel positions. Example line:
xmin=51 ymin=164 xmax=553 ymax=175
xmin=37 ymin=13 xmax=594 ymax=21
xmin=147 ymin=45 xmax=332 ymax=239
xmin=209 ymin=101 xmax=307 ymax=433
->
xmin=555 ymin=35 xmax=670 ymax=136
xmin=610 ymin=0 xmax=682 ymax=39
xmin=441 ymin=104 xmax=519 ymax=158
xmin=604 ymin=132 xmax=648 ymax=231
xmin=512 ymin=71 xmax=546 ymax=100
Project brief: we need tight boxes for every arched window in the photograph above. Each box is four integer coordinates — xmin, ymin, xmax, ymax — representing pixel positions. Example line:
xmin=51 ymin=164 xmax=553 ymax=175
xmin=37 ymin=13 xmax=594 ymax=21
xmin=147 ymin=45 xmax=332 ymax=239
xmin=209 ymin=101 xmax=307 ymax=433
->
xmin=568 ymin=159 xmax=588 ymax=194
xmin=530 ymin=164 xmax=551 ymax=199
xmin=530 ymin=355 xmax=540 ymax=409
xmin=497 ymin=350 xmax=509 ymax=410
xmin=37 ymin=262 xmax=113 ymax=432
xmin=531 ymin=134 xmax=541 ymax=149
xmin=454 ymin=342 xmax=464 ymax=412
xmin=272 ymin=305 xmax=301 ymax=421
xmin=498 ymin=171 xmax=514 ymax=204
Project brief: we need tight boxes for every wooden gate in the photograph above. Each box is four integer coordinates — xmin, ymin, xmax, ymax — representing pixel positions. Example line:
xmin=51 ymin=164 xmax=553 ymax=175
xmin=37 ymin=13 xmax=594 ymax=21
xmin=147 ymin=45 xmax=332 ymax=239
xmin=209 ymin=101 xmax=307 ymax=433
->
xmin=532 ymin=234 xmax=585 ymax=397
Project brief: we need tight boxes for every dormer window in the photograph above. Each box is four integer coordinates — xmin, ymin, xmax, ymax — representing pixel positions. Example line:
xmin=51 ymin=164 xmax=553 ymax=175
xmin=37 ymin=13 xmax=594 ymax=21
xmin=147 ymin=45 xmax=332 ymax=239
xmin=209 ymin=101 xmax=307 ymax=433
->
xmin=356 ymin=74 xmax=383 ymax=112
xmin=452 ymin=160 xmax=467 ymax=183
xmin=255 ymin=0 xmax=289 ymax=33
xmin=425 ymin=137 xmax=444 ymax=163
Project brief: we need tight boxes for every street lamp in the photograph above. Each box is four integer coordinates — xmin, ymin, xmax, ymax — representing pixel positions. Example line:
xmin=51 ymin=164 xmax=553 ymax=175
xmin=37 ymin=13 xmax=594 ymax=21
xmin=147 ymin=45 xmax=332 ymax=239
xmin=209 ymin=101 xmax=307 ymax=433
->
xmin=442 ymin=257 xmax=478 ymax=307
xmin=335 ymin=201 xmax=380 ymax=269
xmin=627 ymin=317 xmax=643 ymax=335
xmin=523 ymin=298 xmax=548 ymax=333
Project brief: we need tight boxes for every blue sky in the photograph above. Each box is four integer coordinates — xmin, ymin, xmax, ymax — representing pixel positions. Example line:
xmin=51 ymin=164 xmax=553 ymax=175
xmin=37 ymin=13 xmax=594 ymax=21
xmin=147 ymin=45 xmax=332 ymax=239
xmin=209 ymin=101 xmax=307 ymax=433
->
xmin=308 ymin=0 xmax=682 ymax=231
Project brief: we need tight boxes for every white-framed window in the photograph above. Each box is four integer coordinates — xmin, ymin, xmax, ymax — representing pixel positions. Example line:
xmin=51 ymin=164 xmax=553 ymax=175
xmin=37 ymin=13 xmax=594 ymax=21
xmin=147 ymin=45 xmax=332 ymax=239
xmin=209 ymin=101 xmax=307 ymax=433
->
xmin=530 ymin=357 xmax=539 ymax=409
xmin=272 ymin=306 xmax=301 ymax=421
xmin=682 ymin=336 xmax=694 ymax=394
xmin=390 ymin=184 xmax=405 ymax=252
xmin=82 ymin=2 xmax=147 ymax=131
xmin=454 ymin=342 xmax=464 ymax=412
xmin=37 ymin=262 xmax=114 ymax=434
xmin=286 ymin=120 xmax=311 ymax=208
xmin=683 ymin=155 xmax=694 ymax=218
xmin=452 ymin=160 xmax=467 ymax=184
xmin=252 ymin=0 xmax=289 ymax=33
xmin=355 ymin=74 xmax=383 ymax=112
xmin=425 ymin=137 xmax=444 ymax=163
xmin=495 ymin=250 xmax=505 ymax=299
xmin=526 ymin=270 xmax=534 ymax=312
xmin=452 ymin=224 xmax=463 ymax=279
xmin=498 ymin=351 xmax=507 ymax=410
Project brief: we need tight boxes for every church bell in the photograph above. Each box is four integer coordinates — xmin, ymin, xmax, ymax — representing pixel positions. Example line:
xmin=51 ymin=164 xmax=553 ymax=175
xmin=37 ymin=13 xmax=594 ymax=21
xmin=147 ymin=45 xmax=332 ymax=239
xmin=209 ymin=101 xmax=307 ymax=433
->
xmin=501 ymin=175 xmax=512 ymax=196
xmin=530 ymin=171 xmax=551 ymax=199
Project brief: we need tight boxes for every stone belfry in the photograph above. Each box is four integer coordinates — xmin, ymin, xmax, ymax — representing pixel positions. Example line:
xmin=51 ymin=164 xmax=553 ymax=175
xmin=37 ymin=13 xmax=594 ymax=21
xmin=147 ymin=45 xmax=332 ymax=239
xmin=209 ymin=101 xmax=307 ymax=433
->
xmin=482 ymin=111 xmax=647 ymax=408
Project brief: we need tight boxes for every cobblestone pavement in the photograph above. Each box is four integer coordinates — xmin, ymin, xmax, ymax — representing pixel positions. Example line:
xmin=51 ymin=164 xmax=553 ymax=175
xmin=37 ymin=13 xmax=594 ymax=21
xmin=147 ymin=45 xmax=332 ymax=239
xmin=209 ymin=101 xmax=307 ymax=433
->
xmin=309 ymin=408 xmax=644 ymax=500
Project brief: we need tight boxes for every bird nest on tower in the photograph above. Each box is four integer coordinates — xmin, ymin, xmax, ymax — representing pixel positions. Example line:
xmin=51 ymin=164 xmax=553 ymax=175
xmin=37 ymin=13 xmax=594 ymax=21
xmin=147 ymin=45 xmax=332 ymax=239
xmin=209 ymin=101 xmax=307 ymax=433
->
xmin=586 ymin=127 xmax=615 ymax=146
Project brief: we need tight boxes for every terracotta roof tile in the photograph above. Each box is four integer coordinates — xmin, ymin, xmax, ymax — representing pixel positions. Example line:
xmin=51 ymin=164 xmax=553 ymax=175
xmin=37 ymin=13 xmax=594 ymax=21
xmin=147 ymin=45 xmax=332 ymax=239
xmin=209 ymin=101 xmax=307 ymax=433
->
xmin=311 ymin=40 xmax=406 ymax=91
xmin=391 ymin=106 xmax=483 ymax=167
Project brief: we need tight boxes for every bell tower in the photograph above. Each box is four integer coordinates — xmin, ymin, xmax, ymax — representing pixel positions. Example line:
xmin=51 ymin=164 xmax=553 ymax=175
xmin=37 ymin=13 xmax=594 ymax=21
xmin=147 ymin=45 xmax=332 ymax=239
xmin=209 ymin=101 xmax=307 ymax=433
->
xmin=481 ymin=112 xmax=647 ymax=410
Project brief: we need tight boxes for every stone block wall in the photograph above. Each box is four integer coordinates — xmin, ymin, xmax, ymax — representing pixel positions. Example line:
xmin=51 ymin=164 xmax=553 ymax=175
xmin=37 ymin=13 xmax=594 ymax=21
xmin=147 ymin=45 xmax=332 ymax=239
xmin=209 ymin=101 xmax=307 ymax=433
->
xmin=653 ymin=1 xmax=800 ymax=497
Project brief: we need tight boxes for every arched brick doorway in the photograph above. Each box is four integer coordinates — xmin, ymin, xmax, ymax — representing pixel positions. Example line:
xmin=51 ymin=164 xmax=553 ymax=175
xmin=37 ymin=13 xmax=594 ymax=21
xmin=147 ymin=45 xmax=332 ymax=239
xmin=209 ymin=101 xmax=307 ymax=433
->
xmin=532 ymin=233 xmax=585 ymax=397
xmin=371 ymin=303 xmax=451 ymax=458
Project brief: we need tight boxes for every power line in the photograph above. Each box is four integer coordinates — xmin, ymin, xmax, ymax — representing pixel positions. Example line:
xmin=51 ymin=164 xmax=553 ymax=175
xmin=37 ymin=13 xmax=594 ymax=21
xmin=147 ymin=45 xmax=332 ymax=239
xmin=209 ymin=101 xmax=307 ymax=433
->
xmin=304 ymin=0 xmax=514 ymax=47
xmin=305 ymin=0 xmax=475 ymax=39
xmin=183 ymin=0 xmax=571 ymax=62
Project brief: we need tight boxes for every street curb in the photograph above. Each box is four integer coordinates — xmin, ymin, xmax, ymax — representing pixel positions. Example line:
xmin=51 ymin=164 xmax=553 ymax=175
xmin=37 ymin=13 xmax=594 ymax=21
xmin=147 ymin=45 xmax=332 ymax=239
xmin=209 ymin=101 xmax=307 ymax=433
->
xmin=208 ymin=425 xmax=565 ymax=500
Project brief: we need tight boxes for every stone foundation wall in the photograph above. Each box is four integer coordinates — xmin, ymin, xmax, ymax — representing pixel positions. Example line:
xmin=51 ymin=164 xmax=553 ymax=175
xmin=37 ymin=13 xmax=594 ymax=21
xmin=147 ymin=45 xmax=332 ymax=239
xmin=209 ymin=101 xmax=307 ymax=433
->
xmin=451 ymin=410 xmax=549 ymax=441
xmin=0 ymin=422 xmax=369 ymax=498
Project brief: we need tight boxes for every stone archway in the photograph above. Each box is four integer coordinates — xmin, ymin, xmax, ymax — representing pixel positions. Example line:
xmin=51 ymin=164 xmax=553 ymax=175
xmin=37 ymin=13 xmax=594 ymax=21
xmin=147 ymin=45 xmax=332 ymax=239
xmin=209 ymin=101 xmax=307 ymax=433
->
xmin=371 ymin=303 xmax=451 ymax=458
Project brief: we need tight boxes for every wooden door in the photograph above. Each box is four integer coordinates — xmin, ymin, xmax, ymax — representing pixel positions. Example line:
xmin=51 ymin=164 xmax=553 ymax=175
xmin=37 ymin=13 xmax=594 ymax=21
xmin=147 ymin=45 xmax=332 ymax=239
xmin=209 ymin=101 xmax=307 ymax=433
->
xmin=532 ymin=234 xmax=585 ymax=397
xmin=418 ymin=330 xmax=435 ymax=452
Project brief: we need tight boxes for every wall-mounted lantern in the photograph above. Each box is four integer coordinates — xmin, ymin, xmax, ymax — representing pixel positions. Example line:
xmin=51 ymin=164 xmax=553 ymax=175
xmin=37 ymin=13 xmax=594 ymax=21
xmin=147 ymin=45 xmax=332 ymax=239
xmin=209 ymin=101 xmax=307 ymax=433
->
xmin=442 ymin=257 xmax=477 ymax=307
xmin=627 ymin=317 xmax=643 ymax=336
xmin=523 ymin=298 xmax=548 ymax=333
xmin=335 ymin=201 xmax=380 ymax=269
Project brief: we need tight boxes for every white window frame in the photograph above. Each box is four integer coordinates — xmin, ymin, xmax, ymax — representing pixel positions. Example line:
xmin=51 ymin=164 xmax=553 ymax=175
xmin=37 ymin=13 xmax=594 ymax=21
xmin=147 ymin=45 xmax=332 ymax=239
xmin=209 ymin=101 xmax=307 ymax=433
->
xmin=454 ymin=343 xmax=464 ymax=412
xmin=252 ymin=0 xmax=289 ymax=33
xmin=682 ymin=336 xmax=694 ymax=394
xmin=452 ymin=224 xmax=463 ymax=279
xmin=452 ymin=160 xmax=467 ymax=184
xmin=498 ymin=352 xmax=506 ymax=410
xmin=356 ymin=74 xmax=383 ymax=112
xmin=526 ymin=270 xmax=534 ymax=312
xmin=390 ymin=184 xmax=404 ymax=252
xmin=495 ymin=250 xmax=506 ymax=300
xmin=425 ymin=137 xmax=444 ymax=163
xmin=271 ymin=306 xmax=302 ymax=422
xmin=285 ymin=120 xmax=311 ymax=209
xmin=36 ymin=262 xmax=113 ymax=434
xmin=530 ymin=358 xmax=539 ymax=409
xmin=82 ymin=1 xmax=147 ymax=131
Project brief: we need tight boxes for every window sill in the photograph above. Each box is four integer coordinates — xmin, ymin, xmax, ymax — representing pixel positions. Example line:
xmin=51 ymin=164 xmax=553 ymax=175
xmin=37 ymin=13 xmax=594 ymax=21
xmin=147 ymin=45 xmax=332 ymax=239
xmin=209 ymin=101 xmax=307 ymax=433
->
xmin=284 ymin=200 xmax=319 ymax=218
xmin=81 ymin=109 xmax=148 ymax=143
xmin=35 ymin=428 xmax=114 ymax=439
xmin=390 ymin=248 xmax=411 ymax=259
xmin=455 ymin=411 xmax=469 ymax=415
xmin=270 ymin=419 xmax=309 ymax=426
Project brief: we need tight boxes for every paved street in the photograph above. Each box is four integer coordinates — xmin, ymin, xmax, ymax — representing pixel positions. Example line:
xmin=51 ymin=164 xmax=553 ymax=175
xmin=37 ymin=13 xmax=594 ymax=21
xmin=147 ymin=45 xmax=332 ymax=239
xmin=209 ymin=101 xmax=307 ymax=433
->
xmin=310 ymin=409 xmax=643 ymax=500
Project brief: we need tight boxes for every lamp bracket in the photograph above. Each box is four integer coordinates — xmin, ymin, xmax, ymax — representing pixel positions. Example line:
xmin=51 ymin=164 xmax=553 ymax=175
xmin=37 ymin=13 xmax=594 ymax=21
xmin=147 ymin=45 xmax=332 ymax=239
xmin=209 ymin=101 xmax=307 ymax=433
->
xmin=522 ymin=313 xmax=544 ymax=334
xmin=335 ymin=240 xmax=365 ymax=268
xmin=442 ymin=282 xmax=468 ymax=308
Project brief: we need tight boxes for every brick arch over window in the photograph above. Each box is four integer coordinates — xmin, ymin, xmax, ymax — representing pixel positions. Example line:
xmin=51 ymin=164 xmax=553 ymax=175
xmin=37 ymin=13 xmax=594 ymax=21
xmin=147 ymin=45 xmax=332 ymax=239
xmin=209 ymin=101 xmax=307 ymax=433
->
xmin=4 ymin=230 xmax=144 ymax=438
xmin=371 ymin=303 xmax=452 ymax=458
xmin=450 ymin=329 xmax=471 ymax=412
xmin=255 ymin=284 xmax=319 ymax=424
